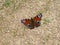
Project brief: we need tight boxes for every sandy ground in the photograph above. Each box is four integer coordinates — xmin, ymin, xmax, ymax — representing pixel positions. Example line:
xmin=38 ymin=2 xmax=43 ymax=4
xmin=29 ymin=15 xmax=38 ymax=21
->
xmin=0 ymin=0 xmax=60 ymax=45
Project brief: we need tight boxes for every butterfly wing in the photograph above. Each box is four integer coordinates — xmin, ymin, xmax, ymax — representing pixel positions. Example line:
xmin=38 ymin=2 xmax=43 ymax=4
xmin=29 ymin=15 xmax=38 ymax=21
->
xmin=21 ymin=19 xmax=34 ymax=29
xmin=33 ymin=13 xmax=42 ymax=27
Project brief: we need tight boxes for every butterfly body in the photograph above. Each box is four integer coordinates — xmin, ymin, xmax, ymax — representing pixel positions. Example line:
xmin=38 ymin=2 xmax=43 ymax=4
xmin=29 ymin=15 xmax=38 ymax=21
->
xmin=21 ymin=13 xmax=42 ymax=29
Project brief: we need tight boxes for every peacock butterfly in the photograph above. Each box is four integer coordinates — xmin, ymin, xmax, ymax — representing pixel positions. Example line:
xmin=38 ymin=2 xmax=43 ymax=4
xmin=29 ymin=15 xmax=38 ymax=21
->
xmin=21 ymin=13 xmax=42 ymax=29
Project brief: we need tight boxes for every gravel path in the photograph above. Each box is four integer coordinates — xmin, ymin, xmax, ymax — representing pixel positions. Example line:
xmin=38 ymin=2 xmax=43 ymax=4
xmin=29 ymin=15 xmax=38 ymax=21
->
xmin=0 ymin=0 xmax=60 ymax=45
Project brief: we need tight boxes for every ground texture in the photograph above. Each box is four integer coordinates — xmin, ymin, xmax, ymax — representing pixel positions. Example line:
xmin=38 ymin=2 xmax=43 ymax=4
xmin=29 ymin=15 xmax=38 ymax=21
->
xmin=0 ymin=0 xmax=60 ymax=45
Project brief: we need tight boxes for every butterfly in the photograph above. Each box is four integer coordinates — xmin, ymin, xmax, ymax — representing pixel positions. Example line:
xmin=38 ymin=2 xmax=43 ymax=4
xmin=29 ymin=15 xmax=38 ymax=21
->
xmin=21 ymin=13 xmax=42 ymax=29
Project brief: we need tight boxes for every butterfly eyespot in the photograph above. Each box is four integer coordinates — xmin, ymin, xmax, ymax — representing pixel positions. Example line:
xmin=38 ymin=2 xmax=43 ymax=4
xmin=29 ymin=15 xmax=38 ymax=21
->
xmin=38 ymin=13 xmax=42 ymax=18
xmin=21 ymin=19 xmax=25 ymax=24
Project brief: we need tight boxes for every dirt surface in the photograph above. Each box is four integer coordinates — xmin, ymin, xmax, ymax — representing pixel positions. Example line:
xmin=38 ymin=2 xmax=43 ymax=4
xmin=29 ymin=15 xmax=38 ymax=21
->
xmin=0 ymin=0 xmax=60 ymax=45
